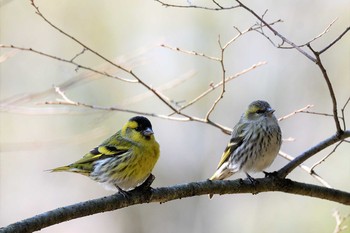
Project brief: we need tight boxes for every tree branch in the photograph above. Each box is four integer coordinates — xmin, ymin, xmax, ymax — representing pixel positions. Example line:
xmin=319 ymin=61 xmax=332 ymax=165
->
xmin=320 ymin=26 xmax=350 ymax=54
xmin=307 ymin=44 xmax=343 ymax=133
xmin=277 ymin=130 xmax=350 ymax=178
xmin=1 ymin=177 xmax=350 ymax=233
xmin=234 ymin=0 xmax=316 ymax=62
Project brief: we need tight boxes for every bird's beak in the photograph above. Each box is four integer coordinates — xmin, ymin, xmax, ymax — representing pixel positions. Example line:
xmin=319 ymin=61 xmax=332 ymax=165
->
xmin=142 ymin=128 xmax=154 ymax=136
xmin=267 ymin=108 xmax=275 ymax=115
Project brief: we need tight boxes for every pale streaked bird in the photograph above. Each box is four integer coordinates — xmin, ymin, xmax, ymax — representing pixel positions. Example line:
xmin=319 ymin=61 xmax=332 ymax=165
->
xmin=209 ymin=100 xmax=282 ymax=198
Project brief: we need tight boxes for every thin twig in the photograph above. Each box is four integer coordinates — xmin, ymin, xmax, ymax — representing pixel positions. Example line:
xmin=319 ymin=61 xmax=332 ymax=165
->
xmin=234 ymin=0 xmax=316 ymax=62
xmin=279 ymin=151 xmax=332 ymax=188
xmin=320 ymin=26 xmax=350 ymax=54
xmin=277 ymin=18 xmax=338 ymax=50
xmin=278 ymin=105 xmax=314 ymax=122
xmin=160 ymin=44 xmax=220 ymax=61
xmin=70 ymin=48 xmax=87 ymax=62
xmin=155 ymin=0 xmax=239 ymax=10
xmin=169 ymin=61 xmax=266 ymax=116
xmin=121 ymin=70 xmax=197 ymax=106
xmin=278 ymin=130 xmax=350 ymax=178
xmin=29 ymin=0 xmax=185 ymax=119
xmin=299 ymin=110 xmax=335 ymax=118
xmin=340 ymin=97 xmax=350 ymax=130
xmin=205 ymin=36 xmax=226 ymax=120
xmin=45 ymin=87 xmax=231 ymax=133
xmin=310 ymin=141 xmax=343 ymax=171
xmin=211 ymin=0 xmax=224 ymax=9
xmin=307 ymin=44 xmax=343 ymax=133
xmin=0 ymin=45 xmax=136 ymax=83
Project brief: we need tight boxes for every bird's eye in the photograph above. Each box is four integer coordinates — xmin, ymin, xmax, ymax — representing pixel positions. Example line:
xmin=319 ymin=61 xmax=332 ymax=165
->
xmin=256 ymin=109 xmax=265 ymax=114
xmin=135 ymin=126 xmax=142 ymax=132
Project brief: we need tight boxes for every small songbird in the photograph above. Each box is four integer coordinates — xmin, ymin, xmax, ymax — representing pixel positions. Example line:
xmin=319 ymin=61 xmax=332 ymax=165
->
xmin=50 ymin=116 xmax=160 ymax=193
xmin=209 ymin=100 xmax=282 ymax=197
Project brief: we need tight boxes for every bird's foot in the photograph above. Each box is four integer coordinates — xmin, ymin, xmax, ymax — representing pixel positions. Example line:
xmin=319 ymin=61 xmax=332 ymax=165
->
xmin=245 ymin=173 xmax=258 ymax=185
xmin=134 ymin=173 xmax=155 ymax=193
xmin=115 ymin=185 xmax=131 ymax=198
xmin=263 ymin=171 xmax=279 ymax=178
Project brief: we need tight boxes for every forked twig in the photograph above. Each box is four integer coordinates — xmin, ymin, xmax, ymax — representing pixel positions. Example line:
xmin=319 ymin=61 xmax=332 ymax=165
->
xmin=310 ymin=141 xmax=344 ymax=171
xmin=279 ymin=151 xmax=332 ymax=188
xmin=320 ymin=26 xmax=350 ymax=54
xmin=205 ymin=36 xmax=226 ymax=120
xmin=278 ymin=105 xmax=314 ymax=122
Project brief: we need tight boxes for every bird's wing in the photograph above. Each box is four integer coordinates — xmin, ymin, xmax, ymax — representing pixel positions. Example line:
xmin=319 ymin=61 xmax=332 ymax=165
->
xmin=215 ymin=120 xmax=247 ymax=169
xmin=73 ymin=144 xmax=130 ymax=164
xmin=74 ymin=130 xmax=131 ymax=164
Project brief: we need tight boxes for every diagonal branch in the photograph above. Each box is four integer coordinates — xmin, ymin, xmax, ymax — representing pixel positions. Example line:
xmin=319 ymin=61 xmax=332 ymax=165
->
xmin=234 ymin=0 xmax=316 ymax=62
xmin=169 ymin=61 xmax=266 ymax=118
xmin=307 ymin=44 xmax=343 ymax=133
xmin=277 ymin=130 xmax=350 ymax=178
xmin=0 ymin=44 xmax=136 ymax=83
xmin=205 ymin=36 xmax=226 ymax=120
xmin=28 ymin=0 xmax=186 ymax=119
xmin=320 ymin=26 xmax=350 ymax=54
xmin=278 ymin=104 xmax=314 ymax=122
xmin=1 ymin=177 xmax=350 ymax=232
xmin=278 ymin=151 xmax=332 ymax=188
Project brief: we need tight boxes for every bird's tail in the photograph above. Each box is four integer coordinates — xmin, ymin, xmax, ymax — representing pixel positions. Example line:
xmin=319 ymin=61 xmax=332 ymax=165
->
xmin=47 ymin=165 xmax=90 ymax=176
xmin=208 ymin=172 xmax=221 ymax=199
xmin=208 ymin=165 xmax=234 ymax=199
xmin=49 ymin=166 xmax=71 ymax=172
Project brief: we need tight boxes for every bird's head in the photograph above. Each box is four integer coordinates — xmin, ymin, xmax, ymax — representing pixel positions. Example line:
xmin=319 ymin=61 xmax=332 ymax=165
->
xmin=245 ymin=100 xmax=275 ymax=121
xmin=122 ymin=116 xmax=155 ymax=142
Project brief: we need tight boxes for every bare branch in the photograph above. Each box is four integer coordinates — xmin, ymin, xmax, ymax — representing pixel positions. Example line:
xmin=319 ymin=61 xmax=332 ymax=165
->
xmin=154 ymin=0 xmax=239 ymax=10
xmin=234 ymin=0 xmax=316 ymax=62
xmin=121 ymin=70 xmax=197 ymax=106
xmin=169 ymin=61 xmax=266 ymax=118
xmin=29 ymin=0 xmax=188 ymax=120
xmin=160 ymin=44 xmax=220 ymax=61
xmin=299 ymin=110 xmax=335 ymax=118
xmin=0 ymin=44 xmax=137 ymax=83
xmin=275 ymin=18 xmax=338 ymax=50
xmin=44 ymin=87 xmax=232 ymax=133
xmin=277 ymin=131 xmax=350 ymax=178
xmin=307 ymin=44 xmax=343 ymax=133
xmin=44 ymin=89 xmax=187 ymax=122
xmin=205 ymin=36 xmax=226 ymax=120
xmin=279 ymin=151 xmax=332 ymax=188
xmin=310 ymin=141 xmax=343 ymax=171
xmin=1 ymin=178 xmax=350 ymax=232
xmin=320 ymin=26 xmax=350 ymax=54
xmin=278 ymin=105 xmax=314 ymax=122
xmin=341 ymin=97 xmax=350 ymax=130
xmin=70 ymin=48 xmax=87 ymax=62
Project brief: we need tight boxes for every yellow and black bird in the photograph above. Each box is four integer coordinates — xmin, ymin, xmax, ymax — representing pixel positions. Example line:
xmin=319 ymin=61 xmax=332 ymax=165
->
xmin=50 ymin=116 xmax=160 ymax=193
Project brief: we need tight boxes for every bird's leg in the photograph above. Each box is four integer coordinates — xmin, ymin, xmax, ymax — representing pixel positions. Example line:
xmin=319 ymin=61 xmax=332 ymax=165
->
xmin=135 ymin=173 xmax=155 ymax=191
xmin=115 ymin=185 xmax=130 ymax=198
xmin=245 ymin=173 xmax=258 ymax=185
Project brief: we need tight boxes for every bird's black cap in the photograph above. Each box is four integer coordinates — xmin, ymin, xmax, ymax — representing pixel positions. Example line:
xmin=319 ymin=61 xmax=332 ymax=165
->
xmin=129 ymin=116 xmax=153 ymax=131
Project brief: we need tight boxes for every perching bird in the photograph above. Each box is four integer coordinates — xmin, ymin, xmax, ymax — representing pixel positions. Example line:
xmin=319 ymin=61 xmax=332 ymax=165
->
xmin=209 ymin=100 xmax=282 ymax=197
xmin=50 ymin=116 xmax=160 ymax=193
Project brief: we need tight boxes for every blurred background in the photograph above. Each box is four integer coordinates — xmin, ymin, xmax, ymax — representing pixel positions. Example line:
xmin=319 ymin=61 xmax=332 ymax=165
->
xmin=1 ymin=0 xmax=349 ymax=232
